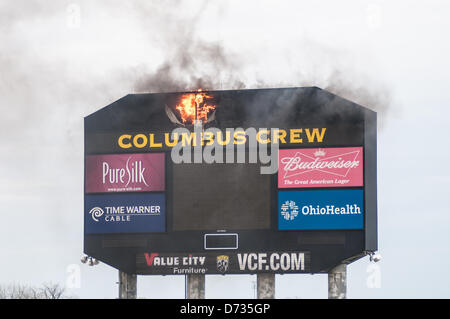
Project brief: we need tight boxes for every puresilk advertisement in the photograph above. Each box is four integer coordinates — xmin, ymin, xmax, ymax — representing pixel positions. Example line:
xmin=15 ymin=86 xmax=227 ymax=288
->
xmin=85 ymin=153 xmax=165 ymax=193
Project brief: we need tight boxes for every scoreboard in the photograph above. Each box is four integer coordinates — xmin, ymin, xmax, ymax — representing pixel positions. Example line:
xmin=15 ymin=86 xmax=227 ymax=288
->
xmin=84 ymin=87 xmax=377 ymax=275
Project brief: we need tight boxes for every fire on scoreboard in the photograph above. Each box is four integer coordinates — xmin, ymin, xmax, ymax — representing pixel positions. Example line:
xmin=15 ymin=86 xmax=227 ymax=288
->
xmin=84 ymin=87 xmax=377 ymax=275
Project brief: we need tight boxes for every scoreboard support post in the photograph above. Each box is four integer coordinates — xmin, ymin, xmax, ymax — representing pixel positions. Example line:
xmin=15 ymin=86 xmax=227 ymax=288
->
xmin=186 ymin=274 xmax=205 ymax=299
xmin=328 ymin=264 xmax=347 ymax=299
xmin=118 ymin=271 xmax=137 ymax=299
xmin=257 ymin=273 xmax=275 ymax=299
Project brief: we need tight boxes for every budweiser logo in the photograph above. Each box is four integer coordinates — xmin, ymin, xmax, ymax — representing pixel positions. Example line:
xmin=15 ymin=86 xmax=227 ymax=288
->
xmin=280 ymin=150 xmax=361 ymax=179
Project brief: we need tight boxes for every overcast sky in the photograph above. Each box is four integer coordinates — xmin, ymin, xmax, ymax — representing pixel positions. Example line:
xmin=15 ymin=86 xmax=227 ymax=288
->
xmin=0 ymin=0 xmax=449 ymax=298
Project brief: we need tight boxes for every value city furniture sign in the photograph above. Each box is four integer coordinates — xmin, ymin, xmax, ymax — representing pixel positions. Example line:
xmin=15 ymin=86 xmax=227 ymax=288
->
xmin=136 ymin=251 xmax=311 ymax=275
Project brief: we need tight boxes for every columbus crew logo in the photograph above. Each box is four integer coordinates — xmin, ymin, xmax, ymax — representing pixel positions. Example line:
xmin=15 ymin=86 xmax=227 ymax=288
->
xmin=216 ymin=255 xmax=229 ymax=273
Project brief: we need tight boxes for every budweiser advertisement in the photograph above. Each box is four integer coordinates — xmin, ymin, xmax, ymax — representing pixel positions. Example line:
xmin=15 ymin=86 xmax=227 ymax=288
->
xmin=278 ymin=147 xmax=363 ymax=188
xmin=85 ymin=153 xmax=165 ymax=193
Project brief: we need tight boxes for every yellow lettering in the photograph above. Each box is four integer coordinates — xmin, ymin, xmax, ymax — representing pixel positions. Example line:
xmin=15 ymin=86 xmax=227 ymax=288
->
xmin=149 ymin=134 xmax=162 ymax=147
xmin=181 ymin=132 xmax=196 ymax=147
xmin=133 ymin=134 xmax=147 ymax=148
xmin=233 ymin=130 xmax=247 ymax=145
xmin=217 ymin=131 xmax=231 ymax=146
xmin=164 ymin=133 xmax=179 ymax=147
xmin=273 ymin=129 xmax=287 ymax=144
xmin=202 ymin=132 xmax=215 ymax=146
xmin=290 ymin=129 xmax=303 ymax=143
xmin=256 ymin=129 xmax=270 ymax=144
xmin=305 ymin=128 xmax=326 ymax=143
xmin=118 ymin=134 xmax=132 ymax=149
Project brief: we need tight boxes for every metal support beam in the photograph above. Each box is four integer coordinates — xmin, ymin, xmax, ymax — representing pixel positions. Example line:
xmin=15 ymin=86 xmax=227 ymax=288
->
xmin=186 ymin=274 xmax=205 ymax=299
xmin=257 ymin=273 xmax=275 ymax=299
xmin=328 ymin=264 xmax=347 ymax=299
xmin=118 ymin=271 xmax=137 ymax=299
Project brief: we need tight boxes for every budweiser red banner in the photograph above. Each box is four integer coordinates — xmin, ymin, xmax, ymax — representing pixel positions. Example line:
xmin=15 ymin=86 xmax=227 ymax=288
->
xmin=278 ymin=147 xmax=363 ymax=188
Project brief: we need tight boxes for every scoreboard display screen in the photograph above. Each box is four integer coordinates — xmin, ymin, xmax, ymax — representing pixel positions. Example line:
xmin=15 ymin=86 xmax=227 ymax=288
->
xmin=172 ymin=162 xmax=271 ymax=231
xmin=84 ymin=87 xmax=377 ymax=275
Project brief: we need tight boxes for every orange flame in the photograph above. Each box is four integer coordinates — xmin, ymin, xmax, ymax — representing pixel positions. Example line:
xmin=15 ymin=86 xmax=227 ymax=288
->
xmin=175 ymin=90 xmax=216 ymax=124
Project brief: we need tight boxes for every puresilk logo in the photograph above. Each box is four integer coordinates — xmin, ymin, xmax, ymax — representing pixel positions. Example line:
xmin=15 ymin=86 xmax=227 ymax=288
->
xmin=102 ymin=156 xmax=149 ymax=187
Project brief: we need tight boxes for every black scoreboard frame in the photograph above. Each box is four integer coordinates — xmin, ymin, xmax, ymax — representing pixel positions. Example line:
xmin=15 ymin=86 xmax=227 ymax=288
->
xmin=84 ymin=87 xmax=377 ymax=275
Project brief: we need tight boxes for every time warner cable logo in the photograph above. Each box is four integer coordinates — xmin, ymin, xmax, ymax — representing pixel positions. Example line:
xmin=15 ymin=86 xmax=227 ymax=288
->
xmin=89 ymin=207 xmax=104 ymax=222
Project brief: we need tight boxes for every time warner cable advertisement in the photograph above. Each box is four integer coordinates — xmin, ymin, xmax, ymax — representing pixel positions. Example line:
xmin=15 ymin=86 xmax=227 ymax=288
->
xmin=0 ymin=0 xmax=449 ymax=313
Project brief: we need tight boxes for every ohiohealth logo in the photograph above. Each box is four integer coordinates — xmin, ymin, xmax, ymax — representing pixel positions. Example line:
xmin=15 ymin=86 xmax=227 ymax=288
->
xmin=280 ymin=200 xmax=299 ymax=221
xmin=89 ymin=207 xmax=104 ymax=222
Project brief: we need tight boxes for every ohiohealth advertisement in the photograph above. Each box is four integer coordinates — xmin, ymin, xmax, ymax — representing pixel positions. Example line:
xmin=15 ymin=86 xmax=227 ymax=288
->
xmin=278 ymin=189 xmax=364 ymax=230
